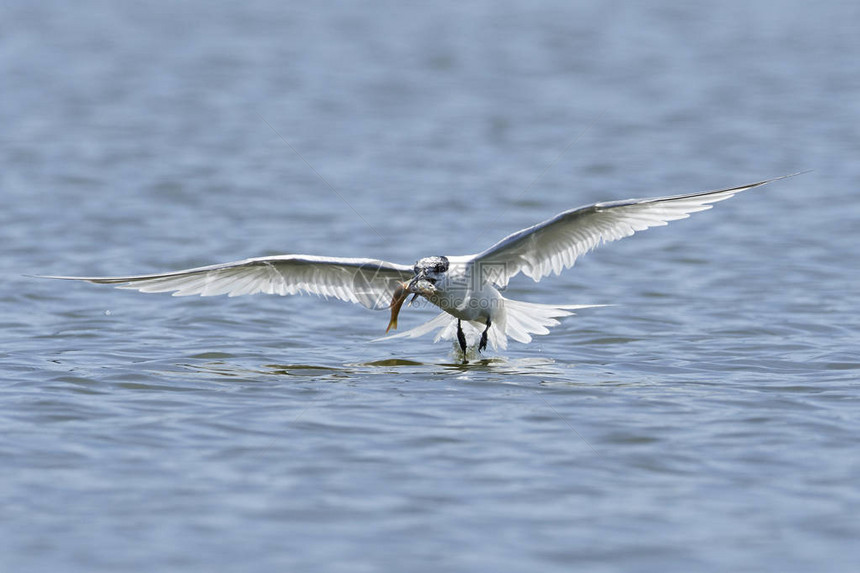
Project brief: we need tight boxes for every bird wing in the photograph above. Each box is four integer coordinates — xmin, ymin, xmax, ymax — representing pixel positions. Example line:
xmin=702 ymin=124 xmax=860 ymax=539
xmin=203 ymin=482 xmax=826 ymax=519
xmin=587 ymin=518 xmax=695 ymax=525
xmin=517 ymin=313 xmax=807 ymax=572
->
xmin=41 ymin=255 xmax=414 ymax=310
xmin=466 ymin=174 xmax=800 ymax=288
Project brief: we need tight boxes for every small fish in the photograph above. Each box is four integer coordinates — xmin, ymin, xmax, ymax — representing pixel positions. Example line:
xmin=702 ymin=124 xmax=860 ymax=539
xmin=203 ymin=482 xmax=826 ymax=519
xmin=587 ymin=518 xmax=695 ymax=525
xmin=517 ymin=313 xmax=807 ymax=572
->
xmin=386 ymin=282 xmax=410 ymax=333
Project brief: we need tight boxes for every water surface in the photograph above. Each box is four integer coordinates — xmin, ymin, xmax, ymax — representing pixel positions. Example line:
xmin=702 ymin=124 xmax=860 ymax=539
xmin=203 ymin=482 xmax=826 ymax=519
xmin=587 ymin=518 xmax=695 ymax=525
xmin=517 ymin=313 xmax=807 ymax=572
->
xmin=2 ymin=2 xmax=859 ymax=572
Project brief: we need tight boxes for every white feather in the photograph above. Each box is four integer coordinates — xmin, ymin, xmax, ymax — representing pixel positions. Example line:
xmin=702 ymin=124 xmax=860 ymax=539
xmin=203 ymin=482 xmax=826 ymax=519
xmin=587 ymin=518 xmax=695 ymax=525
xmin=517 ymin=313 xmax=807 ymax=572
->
xmin=465 ymin=174 xmax=800 ymax=288
xmin=42 ymin=255 xmax=413 ymax=310
xmin=374 ymin=298 xmax=603 ymax=350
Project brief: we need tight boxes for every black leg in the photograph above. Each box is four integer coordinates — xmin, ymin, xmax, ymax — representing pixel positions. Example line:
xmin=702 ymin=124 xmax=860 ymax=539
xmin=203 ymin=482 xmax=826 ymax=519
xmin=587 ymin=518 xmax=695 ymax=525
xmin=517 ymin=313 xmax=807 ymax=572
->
xmin=456 ymin=319 xmax=467 ymax=354
xmin=478 ymin=318 xmax=491 ymax=352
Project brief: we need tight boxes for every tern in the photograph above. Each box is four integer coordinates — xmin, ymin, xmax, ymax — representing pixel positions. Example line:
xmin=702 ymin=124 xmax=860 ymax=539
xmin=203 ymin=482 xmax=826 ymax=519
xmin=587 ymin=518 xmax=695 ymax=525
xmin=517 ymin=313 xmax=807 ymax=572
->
xmin=42 ymin=174 xmax=800 ymax=357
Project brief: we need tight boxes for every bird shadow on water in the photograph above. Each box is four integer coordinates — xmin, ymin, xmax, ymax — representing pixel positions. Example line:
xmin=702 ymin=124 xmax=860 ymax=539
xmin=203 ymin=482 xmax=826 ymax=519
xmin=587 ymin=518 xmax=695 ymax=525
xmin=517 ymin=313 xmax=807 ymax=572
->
xmin=349 ymin=340 xmax=578 ymax=378
xmin=268 ymin=355 xmax=571 ymax=382
xmin=172 ymin=351 xmax=572 ymax=383
xmin=161 ymin=338 xmax=583 ymax=383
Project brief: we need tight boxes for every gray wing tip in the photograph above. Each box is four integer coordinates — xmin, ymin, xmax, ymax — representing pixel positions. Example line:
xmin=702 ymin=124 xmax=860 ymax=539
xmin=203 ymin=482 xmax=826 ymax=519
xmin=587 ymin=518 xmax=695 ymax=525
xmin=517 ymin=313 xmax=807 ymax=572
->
xmin=725 ymin=169 xmax=812 ymax=191
xmin=596 ymin=170 xmax=812 ymax=209
xmin=30 ymin=274 xmax=132 ymax=284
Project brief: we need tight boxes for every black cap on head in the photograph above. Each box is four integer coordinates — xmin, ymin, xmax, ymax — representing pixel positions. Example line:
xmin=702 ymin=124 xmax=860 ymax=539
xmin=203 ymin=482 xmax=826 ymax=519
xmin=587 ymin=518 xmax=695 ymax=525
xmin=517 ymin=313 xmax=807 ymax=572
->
xmin=414 ymin=256 xmax=449 ymax=274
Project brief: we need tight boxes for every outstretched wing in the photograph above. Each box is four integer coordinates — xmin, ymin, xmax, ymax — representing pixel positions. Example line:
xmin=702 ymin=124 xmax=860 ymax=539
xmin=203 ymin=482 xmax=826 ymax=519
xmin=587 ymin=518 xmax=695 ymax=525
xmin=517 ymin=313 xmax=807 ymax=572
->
xmin=41 ymin=255 xmax=414 ymax=310
xmin=467 ymin=174 xmax=802 ymax=288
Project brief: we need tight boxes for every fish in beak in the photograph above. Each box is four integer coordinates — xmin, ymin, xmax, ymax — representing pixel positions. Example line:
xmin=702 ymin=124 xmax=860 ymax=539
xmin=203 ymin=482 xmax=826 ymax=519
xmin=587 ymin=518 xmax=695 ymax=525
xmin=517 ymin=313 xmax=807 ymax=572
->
xmin=385 ymin=276 xmax=439 ymax=332
xmin=407 ymin=278 xmax=438 ymax=297
xmin=386 ymin=282 xmax=410 ymax=333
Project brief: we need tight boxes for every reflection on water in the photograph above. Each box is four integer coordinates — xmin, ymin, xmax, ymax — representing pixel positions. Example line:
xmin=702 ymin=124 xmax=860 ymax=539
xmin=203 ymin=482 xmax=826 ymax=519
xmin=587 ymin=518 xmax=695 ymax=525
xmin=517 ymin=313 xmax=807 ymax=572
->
xmin=176 ymin=355 xmax=571 ymax=380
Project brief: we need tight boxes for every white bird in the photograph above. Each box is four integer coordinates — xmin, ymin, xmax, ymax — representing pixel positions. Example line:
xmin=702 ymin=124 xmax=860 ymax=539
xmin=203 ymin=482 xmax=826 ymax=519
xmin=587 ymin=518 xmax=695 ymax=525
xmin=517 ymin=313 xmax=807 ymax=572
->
xmin=42 ymin=174 xmax=800 ymax=358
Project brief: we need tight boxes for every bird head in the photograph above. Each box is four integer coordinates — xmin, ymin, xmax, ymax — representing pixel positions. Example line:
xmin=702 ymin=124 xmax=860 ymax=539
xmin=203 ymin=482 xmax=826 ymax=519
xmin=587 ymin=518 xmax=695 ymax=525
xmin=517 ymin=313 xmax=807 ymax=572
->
xmin=407 ymin=256 xmax=448 ymax=296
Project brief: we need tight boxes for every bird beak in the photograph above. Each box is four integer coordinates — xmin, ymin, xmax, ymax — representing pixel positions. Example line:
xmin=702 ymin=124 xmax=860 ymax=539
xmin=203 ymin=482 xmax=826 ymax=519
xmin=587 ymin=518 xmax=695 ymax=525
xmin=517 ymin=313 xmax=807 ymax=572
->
xmin=406 ymin=271 xmax=424 ymax=294
xmin=386 ymin=282 xmax=410 ymax=333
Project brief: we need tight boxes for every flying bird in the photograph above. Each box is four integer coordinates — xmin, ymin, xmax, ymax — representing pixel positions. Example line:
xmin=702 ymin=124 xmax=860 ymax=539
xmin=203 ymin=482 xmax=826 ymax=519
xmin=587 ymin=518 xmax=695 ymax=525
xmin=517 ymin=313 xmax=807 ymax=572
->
xmin=41 ymin=174 xmax=800 ymax=357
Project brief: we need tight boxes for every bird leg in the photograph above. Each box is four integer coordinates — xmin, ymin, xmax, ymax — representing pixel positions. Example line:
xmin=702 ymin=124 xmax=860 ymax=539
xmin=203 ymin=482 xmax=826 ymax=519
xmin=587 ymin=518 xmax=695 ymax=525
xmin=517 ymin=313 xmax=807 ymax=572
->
xmin=478 ymin=318 xmax=492 ymax=352
xmin=456 ymin=319 xmax=467 ymax=354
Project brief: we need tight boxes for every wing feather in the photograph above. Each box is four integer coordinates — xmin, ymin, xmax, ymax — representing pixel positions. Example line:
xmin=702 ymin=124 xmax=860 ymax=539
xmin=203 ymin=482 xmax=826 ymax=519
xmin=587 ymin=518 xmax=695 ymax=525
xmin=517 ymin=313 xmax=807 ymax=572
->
xmin=468 ymin=174 xmax=802 ymax=287
xmin=42 ymin=255 xmax=413 ymax=310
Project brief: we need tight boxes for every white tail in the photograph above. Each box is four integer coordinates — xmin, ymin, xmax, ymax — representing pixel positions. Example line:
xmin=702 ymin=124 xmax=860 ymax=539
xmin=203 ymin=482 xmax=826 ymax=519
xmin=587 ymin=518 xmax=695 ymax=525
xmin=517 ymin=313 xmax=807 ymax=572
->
xmin=374 ymin=297 xmax=603 ymax=351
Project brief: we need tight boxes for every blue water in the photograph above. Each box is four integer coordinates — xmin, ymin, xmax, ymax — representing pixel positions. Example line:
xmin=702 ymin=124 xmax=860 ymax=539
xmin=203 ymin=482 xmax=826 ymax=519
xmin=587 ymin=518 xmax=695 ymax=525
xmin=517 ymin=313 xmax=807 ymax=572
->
xmin=2 ymin=1 xmax=860 ymax=571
